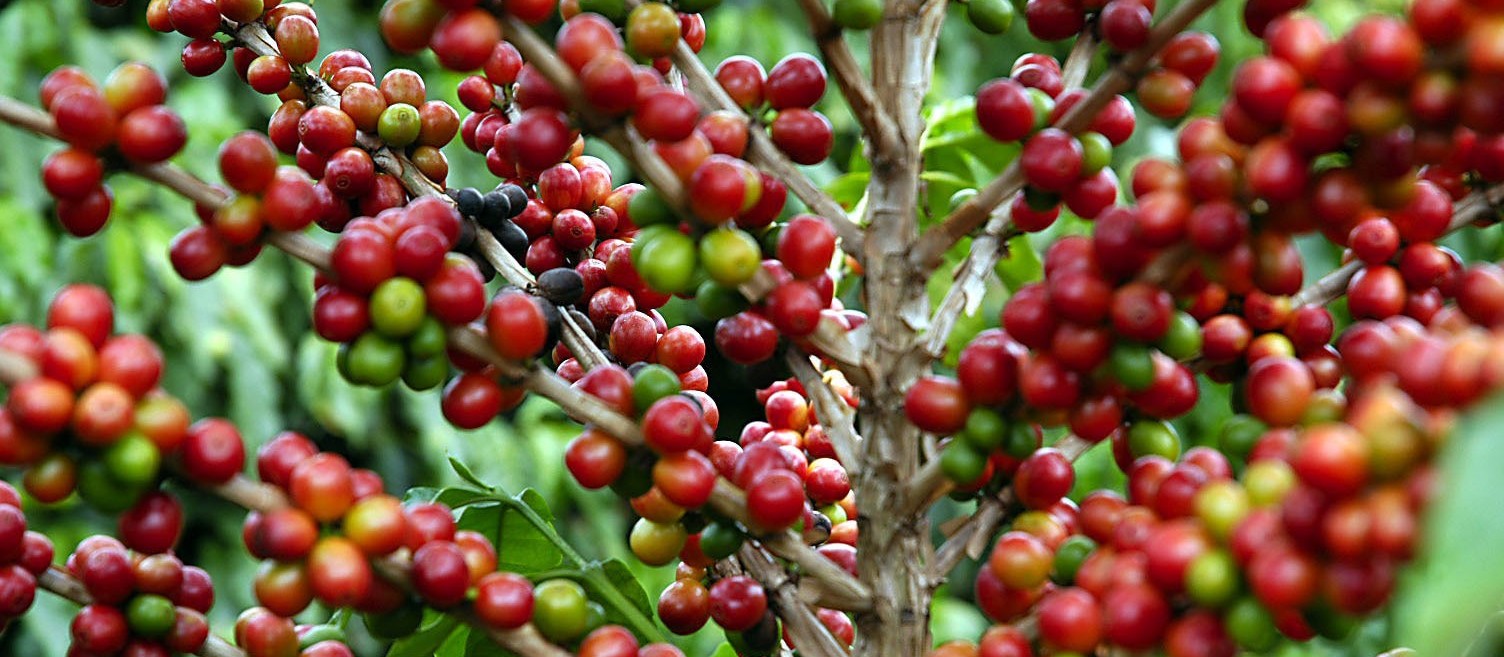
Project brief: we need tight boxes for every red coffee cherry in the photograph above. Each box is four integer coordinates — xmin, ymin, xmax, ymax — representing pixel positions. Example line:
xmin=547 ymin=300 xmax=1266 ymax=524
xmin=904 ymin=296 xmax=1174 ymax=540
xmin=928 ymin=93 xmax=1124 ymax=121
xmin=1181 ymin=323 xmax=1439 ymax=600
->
xmin=708 ymin=575 xmax=767 ymax=632
xmin=180 ymin=418 xmax=246 ymax=484
xmin=475 ymin=572 xmax=535 ymax=629
xmin=765 ymin=54 xmax=826 ymax=110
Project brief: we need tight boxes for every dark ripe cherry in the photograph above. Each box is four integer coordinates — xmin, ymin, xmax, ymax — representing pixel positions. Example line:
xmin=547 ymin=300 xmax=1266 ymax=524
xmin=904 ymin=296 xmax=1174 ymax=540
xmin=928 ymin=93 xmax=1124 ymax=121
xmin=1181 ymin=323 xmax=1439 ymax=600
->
xmin=1102 ymin=583 xmax=1171 ymax=650
xmin=770 ymin=109 xmax=834 ymax=165
xmin=1001 ymin=283 xmax=1056 ymax=349
xmin=1232 ymin=56 xmax=1300 ymax=124
xmin=1025 ymin=0 xmax=1086 ymax=41
xmin=73 ymin=603 xmax=130 ymax=655
xmin=708 ymin=575 xmax=767 ymax=632
xmin=181 ymin=417 xmax=245 ymax=484
xmin=976 ymin=78 xmax=1035 ymax=143
xmin=1020 ymin=128 xmax=1083 ymax=193
xmin=1110 ymin=282 xmax=1173 ymax=342
xmin=412 ymin=540 xmax=470 ymax=608
xmin=714 ymin=311 xmax=778 ymax=365
xmin=173 ymin=566 xmax=215 ymax=613
xmin=715 ymin=56 xmax=766 ymax=110
xmin=765 ymin=53 xmax=826 ymax=110
xmin=1014 ymin=448 xmax=1074 ymax=509
xmin=1036 ymin=587 xmax=1102 ymax=653
xmin=120 ymin=491 xmax=184 ymax=555
xmin=43 ymin=148 xmax=104 ymax=200
xmin=1100 ymin=0 xmax=1151 ymax=50
xmin=634 ymin=90 xmax=700 ymax=143
xmin=904 ymin=376 xmax=970 ymax=435
xmin=48 ymin=283 xmax=113 ymax=347
xmin=956 ymin=329 xmax=1020 ymax=406
xmin=1162 ymin=31 xmax=1221 ymax=84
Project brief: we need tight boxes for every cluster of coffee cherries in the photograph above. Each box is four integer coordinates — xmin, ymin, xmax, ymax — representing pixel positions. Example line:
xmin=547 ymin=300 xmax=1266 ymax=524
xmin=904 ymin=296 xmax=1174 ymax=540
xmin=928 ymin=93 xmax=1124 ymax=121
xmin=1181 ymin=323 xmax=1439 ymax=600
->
xmin=974 ymin=58 xmax=1136 ymax=226
xmin=1134 ymin=32 xmax=1221 ymax=120
xmin=60 ymin=533 xmax=219 ymax=657
xmin=0 ymin=481 xmax=54 ymax=632
xmin=267 ymin=50 xmax=463 ymax=229
xmin=169 ymin=132 xmax=320 ymax=280
xmin=311 ymin=197 xmax=489 ymax=394
xmin=37 ymin=63 xmax=188 ymax=237
xmin=234 ymin=609 xmax=356 ymax=657
xmin=0 ymin=285 xmax=198 ymax=513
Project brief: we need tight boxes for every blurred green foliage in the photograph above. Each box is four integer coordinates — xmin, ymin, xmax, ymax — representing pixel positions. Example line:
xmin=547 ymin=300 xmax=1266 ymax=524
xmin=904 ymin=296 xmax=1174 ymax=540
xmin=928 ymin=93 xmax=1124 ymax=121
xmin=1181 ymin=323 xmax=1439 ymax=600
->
xmin=0 ymin=0 xmax=1492 ymax=655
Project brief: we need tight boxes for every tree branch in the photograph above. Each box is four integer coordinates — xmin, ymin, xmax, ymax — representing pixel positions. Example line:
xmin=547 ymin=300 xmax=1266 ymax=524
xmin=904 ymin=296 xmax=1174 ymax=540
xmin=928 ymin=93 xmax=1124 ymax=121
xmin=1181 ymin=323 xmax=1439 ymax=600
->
xmin=929 ymin=434 xmax=1092 ymax=578
xmin=791 ymin=0 xmax=902 ymax=161
xmin=784 ymin=350 xmax=862 ymax=474
xmin=1291 ymin=185 xmax=1504 ymax=308
xmin=909 ymin=0 xmax=1218 ymax=271
xmin=737 ymin=543 xmax=850 ymax=657
xmin=709 ymin=479 xmax=873 ymax=612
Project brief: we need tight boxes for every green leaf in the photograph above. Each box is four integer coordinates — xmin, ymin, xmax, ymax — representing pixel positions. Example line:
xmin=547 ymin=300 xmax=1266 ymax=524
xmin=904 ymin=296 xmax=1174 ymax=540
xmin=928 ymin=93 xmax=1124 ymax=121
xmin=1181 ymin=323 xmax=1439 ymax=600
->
xmin=462 ymin=626 xmax=518 ymax=657
xmin=582 ymin=559 xmax=656 ymax=624
xmin=449 ymin=455 xmax=493 ymax=491
xmin=388 ymin=613 xmax=460 ymax=657
xmin=993 ymin=235 xmax=1043 ymax=293
xmin=1395 ymin=391 xmax=1504 ymax=655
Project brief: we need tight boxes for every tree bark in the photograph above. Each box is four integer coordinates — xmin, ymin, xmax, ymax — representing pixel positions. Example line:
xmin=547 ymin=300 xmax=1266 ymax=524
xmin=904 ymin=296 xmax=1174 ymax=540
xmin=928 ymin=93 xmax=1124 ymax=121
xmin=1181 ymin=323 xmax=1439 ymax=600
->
xmin=853 ymin=3 xmax=946 ymax=656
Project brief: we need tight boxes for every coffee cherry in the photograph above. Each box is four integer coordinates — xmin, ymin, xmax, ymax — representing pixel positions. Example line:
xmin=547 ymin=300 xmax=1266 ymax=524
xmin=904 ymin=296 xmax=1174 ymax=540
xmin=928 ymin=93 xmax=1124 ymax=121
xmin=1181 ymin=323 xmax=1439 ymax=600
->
xmin=411 ymin=540 xmax=470 ymax=608
xmin=1037 ymin=587 xmax=1102 ymax=653
xmin=904 ymin=375 xmax=970 ymax=435
xmin=180 ymin=418 xmax=245 ymax=484
xmin=73 ymin=603 xmax=130 ymax=655
xmin=658 ymin=578 xmax=710 ymax=635
xmin=746 ymin=468 xmax=805 ymax=531
xmin=476 ymin=572 xmax=535 ymax=629
xmin=770 ymin=109 xmax=834 ymax=165
xmin=117 ymin=491 xmax=183 ymax=555
xmin=709 ymin=575 xmax=766 ymax=632
xmin=533 ymin=578 xmax=590 ymax=642
xmin=630 ymin=517 xmax=687 ymax=566
xmin=1015 ymin=448 xmax=1075 ymax=509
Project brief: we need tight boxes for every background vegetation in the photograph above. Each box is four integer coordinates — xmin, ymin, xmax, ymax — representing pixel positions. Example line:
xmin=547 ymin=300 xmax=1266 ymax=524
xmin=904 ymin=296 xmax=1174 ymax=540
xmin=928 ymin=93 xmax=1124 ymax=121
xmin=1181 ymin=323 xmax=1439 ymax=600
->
xmin=0 ymin=0 xmax=1492 ymax=655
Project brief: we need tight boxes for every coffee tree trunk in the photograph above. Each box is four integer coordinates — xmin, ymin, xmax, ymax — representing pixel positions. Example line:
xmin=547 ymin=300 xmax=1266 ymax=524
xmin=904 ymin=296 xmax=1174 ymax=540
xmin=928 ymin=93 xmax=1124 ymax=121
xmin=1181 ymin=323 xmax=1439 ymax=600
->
xmin=853 ymin=3 xmax=948 ymax=656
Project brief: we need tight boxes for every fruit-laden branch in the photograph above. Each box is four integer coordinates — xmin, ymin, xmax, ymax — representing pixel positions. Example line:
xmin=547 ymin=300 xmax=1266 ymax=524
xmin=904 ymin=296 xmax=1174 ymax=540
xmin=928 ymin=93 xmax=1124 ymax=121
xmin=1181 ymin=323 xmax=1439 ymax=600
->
xmin=1290 ymin=186 xmax=1504 ymax=308
xmin=0 ymin=92 xmax=872 ymax=613
xmin=790 ymin=0 xmax=903 ymax=162
xmin=909 ymin=0 xmax=1219 ymax=271
xmin=234 ymin=16 xmax=618 ymax=380
xmin=917 ymin=33 xmax=1096 ymax=360
xmin=784 ymin=350 xmax=863 ymax=475
xmin=38 ymin=567 xmax=249 ymax=657
xmin=495 ymin=12 xmax=870 ymax=380
xmin=737 ymin=543 xmax=851 ymax=657
xmin=709 ymin=478 xmax=875 ymax=612
xmin=930 ymin=434 xmax=1093 ymax=579
xmin=611 ymin=1 xmax=868 ymax=255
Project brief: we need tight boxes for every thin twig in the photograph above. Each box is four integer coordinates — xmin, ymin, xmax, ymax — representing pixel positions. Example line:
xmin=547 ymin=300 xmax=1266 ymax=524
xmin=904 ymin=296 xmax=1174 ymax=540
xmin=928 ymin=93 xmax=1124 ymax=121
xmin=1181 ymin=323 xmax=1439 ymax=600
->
xmin=784 ymin=350 xmax=862 ymax=474
xmin=737 ymin=543 xmax=850 ymax=657
xmin=791 ymin=0 xmax=902 ymax=160
xmin=930 ymin=434 xmax=1092 ymax=578
xmin=909 ymin=0 xmax=1218 ymax=271
xmin=709 ymin=479 xmax=874 ymax=611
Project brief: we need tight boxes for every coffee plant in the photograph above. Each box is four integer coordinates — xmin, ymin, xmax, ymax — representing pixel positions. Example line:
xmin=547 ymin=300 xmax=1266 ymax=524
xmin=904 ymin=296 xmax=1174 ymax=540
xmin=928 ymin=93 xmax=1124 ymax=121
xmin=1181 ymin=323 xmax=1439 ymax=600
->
xmin=2 ymin=0 xmax=1504 ymax=655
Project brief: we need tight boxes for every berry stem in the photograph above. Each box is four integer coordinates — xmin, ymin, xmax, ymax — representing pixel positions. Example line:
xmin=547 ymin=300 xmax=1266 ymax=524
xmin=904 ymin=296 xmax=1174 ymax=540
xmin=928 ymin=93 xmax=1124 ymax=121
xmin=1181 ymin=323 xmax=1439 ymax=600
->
xmin=738 ymin=542 xmax=852 ymax=657
xmin=785 ymin=349 xmax=864 ymax=475
xmin=930 ymin=434 xmax=1094 ymax=578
